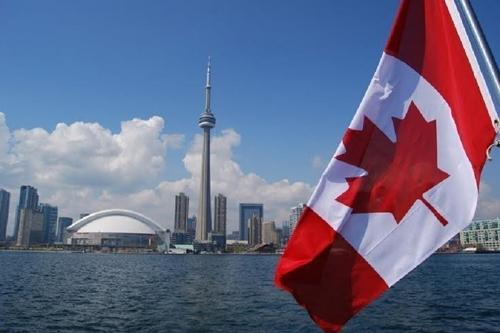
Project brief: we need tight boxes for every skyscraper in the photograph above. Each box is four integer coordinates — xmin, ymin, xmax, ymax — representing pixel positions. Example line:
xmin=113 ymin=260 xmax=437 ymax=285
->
xmin=14 ymin=185 xmax=39 ymax=243
xmin=262 ymin=221 xmax=280 ymax=245
xmin=174 ymin=193 xmax=189 ymax=232
xmin=289 ymin=203 xmax=306 ymax=236
xmin=16 ymin=208 xmax=43 ymax=246
xmin=213 ymin=193 xmax=227 ymax=235
xmin=196 ymin=58 xmax=216 ymax=241
xmin=187 ymin=215 xmax=196 ymax=239
xmin=0 ymin=189 xmax=10 ymax=242
xmin=248 ymin=214 xmax=262 ymax=247
xmin=239 ymin=203 xmax=263 ymax=241
xmin=56 ymin=217 xmax=73 ymax=243
xmin=39 ymin=203 xmax=58 ymax=244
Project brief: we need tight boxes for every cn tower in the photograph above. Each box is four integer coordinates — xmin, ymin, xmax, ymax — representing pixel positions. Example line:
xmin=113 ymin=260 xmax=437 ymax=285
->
xmin=195 ymin=58 xmax=216 ymax=241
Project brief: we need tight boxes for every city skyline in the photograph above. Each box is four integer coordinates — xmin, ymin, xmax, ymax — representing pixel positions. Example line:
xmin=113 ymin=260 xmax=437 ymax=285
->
xmin=3 ymin=182 xmax=283 ymax=239
xmin=0 ymin=1 xmax=499 ymax=236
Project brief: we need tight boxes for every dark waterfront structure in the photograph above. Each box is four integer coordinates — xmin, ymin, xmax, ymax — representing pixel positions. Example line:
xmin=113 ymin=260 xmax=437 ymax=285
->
xmin=14 ymin=185 xmax=39 ymax=243
xmin=56 ymin=217 xmax=73 ymax=243
xmin=187 ymin=216 xmax=196 ymax=239
xmin=174 ymin=193 xmax=189 ymax=232
xmin=239 ymin=203 xmax=263 ymax=241
xmin=209 ymin=232 xmax=226 ymax=251
xmin=196 ymin=59 xmax=216 ymax=241
xmin=170 ymin=231 xmax=193 ymax=245
xmin=227 ymin=230 xmax=240 ymax=240
xmin=39 ymin=203 xmax=58 ymax=244
xmin=0 ymin=189 xmax=10 ymax=242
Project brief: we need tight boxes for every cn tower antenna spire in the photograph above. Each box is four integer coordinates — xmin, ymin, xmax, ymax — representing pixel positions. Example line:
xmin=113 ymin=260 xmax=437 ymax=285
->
xmin=204 ymin=57 xmax=212 ymax=114
xmin=206 ymin=56 xmax=211 ymax=87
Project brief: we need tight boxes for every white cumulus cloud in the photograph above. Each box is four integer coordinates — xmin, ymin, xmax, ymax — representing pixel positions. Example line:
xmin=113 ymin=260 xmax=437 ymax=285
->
xmin=476 ymin=181 xmax=500 ymax=220
xmin=0 ymin=113 xmax=313 ymax=234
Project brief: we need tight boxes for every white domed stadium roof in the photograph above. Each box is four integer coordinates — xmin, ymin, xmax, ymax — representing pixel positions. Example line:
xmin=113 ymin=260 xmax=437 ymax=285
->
xmin=67 ymin=209 xmax=164 ymax=235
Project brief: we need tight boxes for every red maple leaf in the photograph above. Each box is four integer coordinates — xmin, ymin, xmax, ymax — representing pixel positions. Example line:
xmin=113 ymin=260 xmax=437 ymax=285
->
xmin=336 ymin=102 xmax=449 ymax=226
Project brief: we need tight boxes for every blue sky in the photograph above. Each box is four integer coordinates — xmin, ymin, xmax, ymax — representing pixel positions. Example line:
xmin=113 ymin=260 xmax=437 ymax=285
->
xmin=0 ymin=0 xmax=499 ymax=231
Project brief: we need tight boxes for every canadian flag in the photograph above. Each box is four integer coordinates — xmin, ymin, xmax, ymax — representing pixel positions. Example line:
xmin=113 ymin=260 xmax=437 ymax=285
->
xmin=275 ymin=1 xmax=499 ymax=332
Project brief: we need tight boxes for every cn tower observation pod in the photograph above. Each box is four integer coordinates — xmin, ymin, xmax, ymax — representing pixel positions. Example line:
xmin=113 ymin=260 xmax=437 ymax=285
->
xmin=66 ymin=209 xmax=167 ymax=249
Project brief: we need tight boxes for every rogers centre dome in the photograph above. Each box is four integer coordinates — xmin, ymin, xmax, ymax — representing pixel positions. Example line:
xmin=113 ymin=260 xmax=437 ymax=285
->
xmin=66 ymin=209 xmax=166 ymax=248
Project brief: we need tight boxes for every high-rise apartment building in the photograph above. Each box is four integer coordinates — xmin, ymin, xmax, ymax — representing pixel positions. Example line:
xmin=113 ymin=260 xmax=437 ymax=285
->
xmin=187 ymin=215 xmax=196 ymax=239
xmin=213 ymin=194 xmax=227 ymax=235
xmin=174 ymin=193 xmax=189 ymax=232
xmin=56 ymin=217 xmax=73 ymax=243
xmin=248 ymin=214 xmax=262 ymax=247
xmin=239 ymin=203 xmax=263 ymax=241
xmin=282 ymin=220 xmax=291 ymax=244
xmin=262 ymin=221 xmax=280 ymax=245
xmin=289 ymin=203 xmax=306 ymax=236
xmin=40 ymin=203 xmax=58 ymax=244
xmin=14 ymin=185 xmax=39 ymax=243
xmin=16 ymin=208 xmax=43 ymax=246
xmin=0 ymin=189 xmax=10 ymax=242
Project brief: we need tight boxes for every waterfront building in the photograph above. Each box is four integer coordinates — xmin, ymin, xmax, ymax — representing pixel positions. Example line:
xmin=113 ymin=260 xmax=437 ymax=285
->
xmin=67 ymin=209 xmax=166 ymax=249
xmin=289 ymin=203 xmax=306 ymax=236
xmin=239 ymin=203 xmax=263 ymax=241
xmin=196 ymin=59 xmax=216 ymax=241
xmin=225 ymin=239 xmax=248 ymax=253
xmin=174 ymin=192 xmax=189 ymax=232
xmin=262 ymin=221 xmax=280 ymax=245
xmin=214 ymin=193 xmax=227 ymax=235
xmin=56 ymin=217 xmax=73 ymax=243
xmin=39 ymin=203 xmax=58 ymax=244
xmin=0 ymin=189 xmax=10 ymax=242
xmin=14 ymin=185 xmax=39 ymax=243
xmin=227 ymin=230 xmax=240 ymax=240
xmin=460 ymin=217 xmax=500 ymax=251
xmin=171 ymin=231 xmax=193 ymax=245
xmin=282 ymin=220 xmax=291 ymax=245
xmin=276 ymin=228 xmax=283 ymax=247
xmin=248 ymin=214 xmax=262 ymax=247
xmin=187 ymin=215 xmax=196 ymax=239
xmin=209 ymin=232 xmax=226 ymax=251
xmin=193 ymin=240 xmax=216 ymax=253
xmin=16 ymin=208 xmax=43 ymax=246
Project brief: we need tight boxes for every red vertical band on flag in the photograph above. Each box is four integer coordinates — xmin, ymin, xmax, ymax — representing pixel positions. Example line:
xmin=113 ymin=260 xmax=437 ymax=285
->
xmin=385 ymin=0 xmax=496 ymax=186
xmin=275 ymin=207 xmax=388 ymax=333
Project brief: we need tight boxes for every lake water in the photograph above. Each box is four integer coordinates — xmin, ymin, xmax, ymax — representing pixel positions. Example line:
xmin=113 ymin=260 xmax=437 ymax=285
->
xmin=0 ymin=252 xmax=499 ymax=332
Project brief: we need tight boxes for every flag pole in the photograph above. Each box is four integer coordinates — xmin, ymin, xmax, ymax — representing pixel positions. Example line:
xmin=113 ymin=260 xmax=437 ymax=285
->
xmin=458 ymin=0 xmax=500 ymax=159
xmin=458 ymin=0 xmax=500 ymax=103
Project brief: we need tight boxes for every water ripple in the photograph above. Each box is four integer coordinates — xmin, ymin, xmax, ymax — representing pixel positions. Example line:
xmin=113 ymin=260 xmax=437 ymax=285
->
xmin=1 ymin=252 xmax=499 ymax=332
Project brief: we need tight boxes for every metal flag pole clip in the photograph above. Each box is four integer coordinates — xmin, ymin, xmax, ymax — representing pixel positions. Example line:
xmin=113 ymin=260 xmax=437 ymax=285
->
xmin=486 ymin=119 xmax=500 ymax=161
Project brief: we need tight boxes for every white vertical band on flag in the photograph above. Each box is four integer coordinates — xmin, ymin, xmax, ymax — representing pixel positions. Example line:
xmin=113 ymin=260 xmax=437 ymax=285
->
xmin=360 ymin=55 xmax=478 ymax=286
xmin=446 ymin=0 xmax=499 ymax=124
xmin=308 ymin=54 xmax=478 ymax=286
